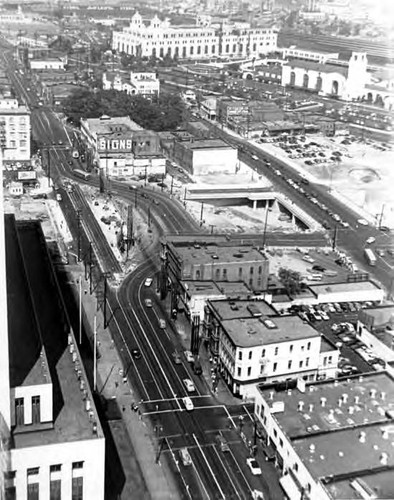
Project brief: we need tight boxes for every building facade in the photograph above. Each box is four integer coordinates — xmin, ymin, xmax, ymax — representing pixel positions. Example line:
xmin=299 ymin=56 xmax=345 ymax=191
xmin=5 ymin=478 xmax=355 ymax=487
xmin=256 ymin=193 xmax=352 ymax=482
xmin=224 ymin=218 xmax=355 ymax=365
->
xmin=103 ymin=71 xmax=160 ymax=97
xmin=80 ymin=115 xmax=165 ymax=178
xmin=0 ymin=98 xmax=30 ymax=162
xmin=30 ymin=58 xmax=65 ymax=71
xmin=112 ymin=12 xmax=277 ymax=60
xmin=2 ymin=214 xmax=105 ymax=500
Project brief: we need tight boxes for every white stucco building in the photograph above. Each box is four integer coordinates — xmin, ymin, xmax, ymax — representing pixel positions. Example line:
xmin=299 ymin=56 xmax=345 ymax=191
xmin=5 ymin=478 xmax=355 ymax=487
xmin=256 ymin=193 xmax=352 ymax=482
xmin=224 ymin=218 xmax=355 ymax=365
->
xmin=282 ymin=52 xmax=369 ymax=101
xmin=0 ymin=98 xmax=31 ymax=162
xmin=1 ymin=213 xmax=105 ymax=500
xmin=103 ymin=71 xmax=160 ymax=97
xmin=112 ymin=12 xmax=277 ymax=60
xmin=30 ymin=58 xmax=66 ymax=71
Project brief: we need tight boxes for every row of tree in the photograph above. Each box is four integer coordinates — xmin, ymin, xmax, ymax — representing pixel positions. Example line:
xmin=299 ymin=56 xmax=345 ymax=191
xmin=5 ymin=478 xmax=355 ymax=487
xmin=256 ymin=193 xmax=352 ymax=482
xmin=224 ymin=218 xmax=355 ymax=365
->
xmin=63 ymin=89 xmax=186 ymax=131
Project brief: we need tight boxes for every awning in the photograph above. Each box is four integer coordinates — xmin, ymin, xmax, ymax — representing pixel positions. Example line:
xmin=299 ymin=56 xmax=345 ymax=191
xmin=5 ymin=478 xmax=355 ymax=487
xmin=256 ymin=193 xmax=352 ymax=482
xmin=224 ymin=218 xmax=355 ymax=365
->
xmin=279 ymin=474 xmax=303 ymax=500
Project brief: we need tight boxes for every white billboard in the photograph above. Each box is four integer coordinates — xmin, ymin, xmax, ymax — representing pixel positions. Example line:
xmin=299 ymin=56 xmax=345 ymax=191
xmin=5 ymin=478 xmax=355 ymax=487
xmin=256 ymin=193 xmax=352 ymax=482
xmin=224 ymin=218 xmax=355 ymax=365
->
xmin=17 ymin=171 xmax=37 ymax=181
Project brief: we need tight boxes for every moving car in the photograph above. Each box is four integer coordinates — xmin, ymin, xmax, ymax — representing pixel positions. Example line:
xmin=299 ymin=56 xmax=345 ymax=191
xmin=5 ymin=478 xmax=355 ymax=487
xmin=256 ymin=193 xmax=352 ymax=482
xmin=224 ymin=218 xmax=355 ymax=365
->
xmin=159 ymin=319 xmax=166 ymax=329
xmin=184 ymin=351 xmax=195 ymax=363
xmin=216 ymin=435 xmax=230 ymax=452
xmin=183 ymin=378 xmax=195 ymax=393
xmin=179 ymin=448 xmax=192 ymax=466
xmin=131 ymin=348 xmax=141 ymax=360
xmin=182 ymin=396 xmax=194 ymax=411
xmin=246 ymin=458 xmax=262 ymax=476
xmin=172 ymin=351 xmax=182 ymax=364
xmin=366 ymin=237 xmax=376 ymax=244
xmin=145 ymin=298 xmax=152 ymax=308
xmin=144 ymin=277 xmax=153 ymax=287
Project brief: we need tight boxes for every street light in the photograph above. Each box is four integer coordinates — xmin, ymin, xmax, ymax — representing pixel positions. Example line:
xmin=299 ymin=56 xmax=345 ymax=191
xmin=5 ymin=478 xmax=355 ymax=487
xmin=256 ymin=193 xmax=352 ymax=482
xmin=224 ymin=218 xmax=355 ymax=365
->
xmin=262 ymin=204 xmax=271 ymax=249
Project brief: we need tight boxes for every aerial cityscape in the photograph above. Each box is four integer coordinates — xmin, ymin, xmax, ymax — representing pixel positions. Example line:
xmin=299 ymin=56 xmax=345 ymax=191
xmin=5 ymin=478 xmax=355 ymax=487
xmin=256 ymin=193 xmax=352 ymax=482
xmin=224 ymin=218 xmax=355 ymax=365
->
xmin=1 ymin=0 xmax=394 ymax=499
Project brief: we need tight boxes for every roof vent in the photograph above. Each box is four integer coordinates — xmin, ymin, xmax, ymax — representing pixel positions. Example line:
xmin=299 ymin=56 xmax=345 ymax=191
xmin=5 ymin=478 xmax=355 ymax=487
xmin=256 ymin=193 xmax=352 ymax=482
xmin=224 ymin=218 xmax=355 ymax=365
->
xmin=320 ymin=397 xmax=326 ymax=407
xmin=211 ymin=254 xmax=219 ymax=259
xmin=338 ymin=399 xmax=343 ymax=408
xmin=348 ymin=407 xmax=354 ymax=415
xmin=359 ymin=431 xmax=366 ymax=443
xmin=287 ymin=389 xmax=292 ymax=396
xmin=382 ymin=428 xmax=389 ymax=440
xmin=370 ymin=388 xmax=377 ymax=398
xmin=309 ymin=404 xmax=314 ymax=412
xmin=380 ymin=453 xmax=388 ymax=465
xmin=338 ymin=451 xmax=344 ymax=457
xmin=354 ymin=395 xmax=360 ymax=405
xmin=342 ymin=393 xmax=348 ymax=403
xmin=269 ymin=391 xmax=274 ymax=400
xmin=381 ymin=392 xmax=386 ymax=401
xmin=309 ymin=444 xmax=315 ymax=453
xmin=298 ymin=401 xmax=304 ymax=412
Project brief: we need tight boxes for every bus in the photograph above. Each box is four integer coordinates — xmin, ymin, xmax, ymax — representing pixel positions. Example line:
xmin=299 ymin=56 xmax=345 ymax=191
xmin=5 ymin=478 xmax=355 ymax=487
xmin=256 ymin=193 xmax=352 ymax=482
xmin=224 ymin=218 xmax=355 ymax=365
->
xmin=73 ymin=169 xmax=91 ymax=181
xmin=364 ymin=248 xmax=377 ymax=266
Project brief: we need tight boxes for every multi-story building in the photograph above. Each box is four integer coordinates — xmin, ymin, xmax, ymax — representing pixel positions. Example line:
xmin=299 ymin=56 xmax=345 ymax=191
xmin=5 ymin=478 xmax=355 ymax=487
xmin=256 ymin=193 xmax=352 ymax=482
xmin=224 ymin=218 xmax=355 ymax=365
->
xmin=162 ymin=236 xmax=270 ymax=293
xmin=1 ymin=211 xmax=105 ymax=500
xmin=254 ymin=371 xmax=394 ymax=500
xmin=356 ymin=305 xmax=394 ymax=364
xmin=80 ymin=115 xmax=165 ymax=178
xmin=204 ymin=301 xmax=338 ymax=397
xmin=112 ymin=12 xmax=277 ymax=60
xmin=0 ymin=98 xmax=30 ymax=162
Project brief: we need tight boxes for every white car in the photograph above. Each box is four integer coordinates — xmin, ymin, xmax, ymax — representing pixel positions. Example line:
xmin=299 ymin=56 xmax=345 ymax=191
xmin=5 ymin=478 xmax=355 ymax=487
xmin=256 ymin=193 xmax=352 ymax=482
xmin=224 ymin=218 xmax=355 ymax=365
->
xmin=159 ymin=319 xmax=166 ymax=329
xmin=184 ymin=351 xmax=195 ymax=363
xmin=145 ymin=298 xmax=152 ymax=308
xmin=366 ymin=237 xmax=376 ymax=244
xmin=144 ymin=277 xmax=153 ymax=287
xmin=357 ymin=218 xmax=369 ymax=226
xmin=182 ymin=396 xmax=194 ymax=411
xmin=183 ymin=378 xmax=195 ymax=393
xmin=246 ymin=458 xmax=262 ymax=476
xmin=179 ymin=448 xmax=192 ymax=466
xmin=320 ymin=311 xmax=330 ymax=321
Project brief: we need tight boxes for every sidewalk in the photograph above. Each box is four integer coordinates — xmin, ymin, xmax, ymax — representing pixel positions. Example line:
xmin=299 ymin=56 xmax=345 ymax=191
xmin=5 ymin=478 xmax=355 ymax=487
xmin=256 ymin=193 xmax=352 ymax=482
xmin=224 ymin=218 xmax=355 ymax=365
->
xmin=73 ymin=271 xmax=181 ymax=500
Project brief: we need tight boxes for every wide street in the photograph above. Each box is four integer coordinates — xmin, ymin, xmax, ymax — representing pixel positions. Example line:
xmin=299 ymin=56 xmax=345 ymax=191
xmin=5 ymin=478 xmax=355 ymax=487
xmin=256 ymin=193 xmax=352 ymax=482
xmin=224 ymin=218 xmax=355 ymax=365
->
xmin=2 ymin=40 xmax=393 ymax=499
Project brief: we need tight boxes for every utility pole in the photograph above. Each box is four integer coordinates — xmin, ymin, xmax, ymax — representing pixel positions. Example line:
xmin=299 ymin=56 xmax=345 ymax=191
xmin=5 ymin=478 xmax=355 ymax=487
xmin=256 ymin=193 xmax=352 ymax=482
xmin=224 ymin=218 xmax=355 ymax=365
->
xmin=93 ymin=315 xmax=97 ymax=391
xmin=46 ymin=148 xmax=51 ymax=185
xmin=127 ymin=205 xmax=133 ymax=257
xmin=200 ymin=202 xmax=204 ymax=226
xmin=76 ymin=210 xmax=82 ymax=262
xmin=378 ymin=204 xmax=385 ymax=229
xmin=262 ymin=205 xmax=270 ymax=249
xmin=148 ymin=203 xmax=151 ymax=228
xmin=170 ymin=175 xmax=174 ymax=196
xmin=332 ymin=224 xmax=338 ymax=251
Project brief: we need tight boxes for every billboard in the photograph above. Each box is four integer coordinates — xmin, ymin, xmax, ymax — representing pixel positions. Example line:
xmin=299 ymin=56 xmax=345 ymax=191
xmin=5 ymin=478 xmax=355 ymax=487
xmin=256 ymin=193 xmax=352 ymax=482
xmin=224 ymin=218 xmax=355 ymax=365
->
xmin=98 ymin=136 xmax=133 ymax=152
xmin=17 ymin=171 xmax=37 ymax=181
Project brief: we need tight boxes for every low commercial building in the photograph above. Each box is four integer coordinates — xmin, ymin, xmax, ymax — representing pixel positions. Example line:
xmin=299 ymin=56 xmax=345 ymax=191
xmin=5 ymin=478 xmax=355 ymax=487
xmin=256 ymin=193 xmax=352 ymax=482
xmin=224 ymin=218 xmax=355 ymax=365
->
xmin=163 ymin=236 xmax=270 ymax=293
xmin=80 ymin=115 xmax=165 ymax=178
xmin=172 ymin=138 xmax=238 ymax=175
xmin=0 ymin=98 xmax=30 ymax=161
xmin=309 ymin=280 xmax=385 ymax=305
xmin=200 ymin=98 xmax=217 ymax=120
xmin=30 ymin=58 xmax=66 ymax=71
xmin=8 ymin=181 xmax=23 ymax=195
xmin=254 ymin=371 xmax=394 ymax=500
xmin=3 ymin=215 xmax=105 ymax=500
xmin=102 ymin=71 xmax=160 ymax=98
xmin=356 ymin=306 xmax=394 ymax=363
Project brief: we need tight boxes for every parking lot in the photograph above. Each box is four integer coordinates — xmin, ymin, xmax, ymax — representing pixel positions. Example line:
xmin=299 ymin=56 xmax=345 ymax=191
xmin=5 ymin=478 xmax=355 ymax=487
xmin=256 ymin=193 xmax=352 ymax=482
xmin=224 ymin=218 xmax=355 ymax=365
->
xmin=288 ymin=301 xmax=384 ymax=377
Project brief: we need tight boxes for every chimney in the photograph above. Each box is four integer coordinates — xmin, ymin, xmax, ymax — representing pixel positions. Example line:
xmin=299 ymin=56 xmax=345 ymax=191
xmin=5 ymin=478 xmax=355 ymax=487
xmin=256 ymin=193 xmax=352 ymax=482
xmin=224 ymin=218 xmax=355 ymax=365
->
xmin=380 ymin=452 xmax=388 ymax=465
xmin=354 ymin=395 xmax=360 ymax=405
xmin=370 ymin=388 xmax=377 ymax=398
xmin=342 ymin=393 xmax=348 ymax=403
xmin=320 ymin=397 xmax=327 ymax=407
xmin=309 ymin=404 xmax=314 ymax=412
xmin=309 ymin=444 xmax=315 ymax=454
xmin=359 ymin=431 xmax=366 ymax=443
xmin=381 ymin=392 xmax=386 ymax=401
xmin=298 ymin=401 xmax=304 ymax=412
xmin=382 ymin=428 xmax=389 ymax=440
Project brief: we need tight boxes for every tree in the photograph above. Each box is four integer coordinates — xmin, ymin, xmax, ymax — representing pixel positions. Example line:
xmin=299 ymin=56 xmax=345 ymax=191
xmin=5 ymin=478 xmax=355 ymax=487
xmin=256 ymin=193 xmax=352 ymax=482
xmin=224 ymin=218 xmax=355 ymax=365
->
xmin=278 ymin=268 xmax=302 ymax=296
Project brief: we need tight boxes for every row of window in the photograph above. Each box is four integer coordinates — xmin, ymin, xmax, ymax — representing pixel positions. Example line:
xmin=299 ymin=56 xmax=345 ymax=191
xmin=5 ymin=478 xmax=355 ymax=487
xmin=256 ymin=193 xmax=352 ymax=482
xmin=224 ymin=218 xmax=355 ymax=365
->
xmin=5 ymin=464 xmax=84 ymax=500
xmin=15 ymin=396 xmax=40 ymax=425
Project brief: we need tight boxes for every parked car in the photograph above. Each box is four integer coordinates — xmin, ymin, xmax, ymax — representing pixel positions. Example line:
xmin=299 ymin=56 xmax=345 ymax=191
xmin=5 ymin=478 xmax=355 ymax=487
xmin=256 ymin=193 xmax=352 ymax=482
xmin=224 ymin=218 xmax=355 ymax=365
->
xmin=216 ymin=435 xmax=230 ymax=452
xmin=131 ymin=348 xmax=141 ymax=360
xmin=183 ymin=378 xmax=195 ymax=393
xmin=172 ymin=351 xmax=182 ymax=364
xmin=159 ymin=319 xmax=166 ymax=329
xmin=184 ymin=351 xmax=195 ymax=363
xmin=182 ymin=396 xmax=194 ymax=411
xmin=145 ymin=298 xmax=152 ymax=308
xmin=144 ymin=277 xmax=153 ymax=287
xmin=246 ymin=458 xmax=262 ymax=476
xmin=179 ymin=448 xmax=192 ymax=466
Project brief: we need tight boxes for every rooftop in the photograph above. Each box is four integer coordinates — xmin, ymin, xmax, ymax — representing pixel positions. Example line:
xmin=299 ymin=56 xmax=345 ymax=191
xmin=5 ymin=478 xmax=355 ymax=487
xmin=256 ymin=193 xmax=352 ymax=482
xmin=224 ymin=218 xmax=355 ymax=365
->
xmin=182 ymin=280 xmax=251 ymax=297
xmin=285 ymin=59 xmax=348 ymax=77
xmin=82 ymin=115 xmax=142 ymax=136
xmin=182 ymin=138 xmax=234 ymax=151
xmin=223 ymin=314 xmax=319 ymax=347
xmin=172 ymin=242 xmax=267 ymax=266
xmin=320 ymin=336 xmax=337 ymax=353
xmin=6 ymin=216 xmax=103 ymax=447
xmin=359 ymin=305 xmax=394 ymax=329
xmin=310 ymin=280 xmax=382 ymax=295
xmin=0 ymin=105 xmax=30 ymax=115
xmin=209 ymin=298 xmax=277 ymax=320
xmin=325 ymin=468 xmax=394 ymax=500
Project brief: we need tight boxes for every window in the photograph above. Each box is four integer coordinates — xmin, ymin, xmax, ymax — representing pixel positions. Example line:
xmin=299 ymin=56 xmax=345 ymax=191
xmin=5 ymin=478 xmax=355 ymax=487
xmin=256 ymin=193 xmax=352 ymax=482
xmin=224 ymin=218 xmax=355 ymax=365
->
xmin=258 ymin=266 xmax=262 ymax=275
xmin=250 ymin=266 xmax=254 ymax=275
xmin=247 ymin=367 xmax=251 ymax=376
xmin=273 ymin=428 xmax=277 ymax=438
xmin=215 ymin=269 xmax=220 ymax=280
xmin=299 ymin=360 xmax=304 ymax=368
xmin=238 ymin=267 xmax=243 ymax=279
xmin=32 ymin=396 xmax=40 ymax=424
xmin=294 ymin=462 xmax=299 ymax=472
xmin=50 ymin=465 xmax=62 ymax=473
xmin=237 ymin=367 xmax=241 ymax=377
xmin=50 ymin=480 xmax=61 ymax=500
xmin=274 ymin=347 xmax=278 ymax=355
xmin=279 ymin=438 xmax=283 ymax=447
xmin=72 ymin=477 xmax=83 ymax=500
xmin=328 ymin=356 xmax=332 ymax=364
xmin=27 ymin=484 xmax=39 ymax=500
xmin=301 ymin=345 xmax=305 ymax=352
xmin=4 ymin=471 xmax=16 ymax=500
xmin=222 ymin=268 xmax=227 ymax=280
xmin=273 ymin=362 xmax=277 ymax=372
xmin=248 ymin=351 xmax=252 ymax=360
xmin=289 ymin=344 xmax=293 ymax=353
xmin=72 ymin=462 xmax=84 ymax=470
xmin=261 ymin=349 xmax=265 ymax=357
xmin=15 ymin=398 xmax=24 ymax=425
xmin=195 ymin=270 xmax=200 ymax=280
xmin=307 ymin=342 xmax=311 ymax=350
xmin=306 ymin=358 xmax=309 ymax=367
xmin=238 ymin=351 xmax=242 ymax=360
xmin=288 ymin=360 xmax=292 ymax=369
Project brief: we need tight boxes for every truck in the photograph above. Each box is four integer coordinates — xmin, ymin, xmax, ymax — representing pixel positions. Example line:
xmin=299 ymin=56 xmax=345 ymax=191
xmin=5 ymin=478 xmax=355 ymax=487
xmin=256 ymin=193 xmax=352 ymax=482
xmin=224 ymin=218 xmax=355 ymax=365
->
xmin=364 ymin=248 xmax=377 ymax=266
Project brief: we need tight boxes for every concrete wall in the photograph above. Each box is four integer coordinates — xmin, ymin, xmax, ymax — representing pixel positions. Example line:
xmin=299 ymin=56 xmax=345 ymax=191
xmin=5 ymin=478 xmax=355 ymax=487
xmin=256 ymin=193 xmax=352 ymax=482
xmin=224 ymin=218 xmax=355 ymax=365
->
xmin=192 ymin=148 xmax=238 ymax=175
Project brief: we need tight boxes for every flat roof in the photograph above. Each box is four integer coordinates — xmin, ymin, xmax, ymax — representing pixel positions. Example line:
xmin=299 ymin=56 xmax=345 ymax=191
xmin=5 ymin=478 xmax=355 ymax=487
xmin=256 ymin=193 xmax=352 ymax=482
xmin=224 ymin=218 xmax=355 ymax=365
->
xmin=285 ymin=59 xmax=348 ymax=76
xmin=7 ymin=217 xmax=104 ymax=447
xmin=310 ymin=280 xmax=382 ymax=295
xmin=320 ymin=336 xmax=336 ymax=353
xmin=259 ymin=371 xmax=394 ymax=440
xmin=360 ymin=305 xmax=394 ymax=327
xmin=82 ymin=115 xmax=142 ymax=135
xmin=223 ymin=314 xmax=319 ymax=347
xmin=182 ymin=280 xmax=251 ymax=297
xmin=0 ymin=106 xmax=30 ymax=115
xmin=209 ymin=298 xmax=277 ymax=320
xmin=326 ymin=468 xmax=394 ymax=500
xmin=173 ymin=243 xmax=266 ymax=266
xmin=183 ymin=139 xmax=234 ymax=151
